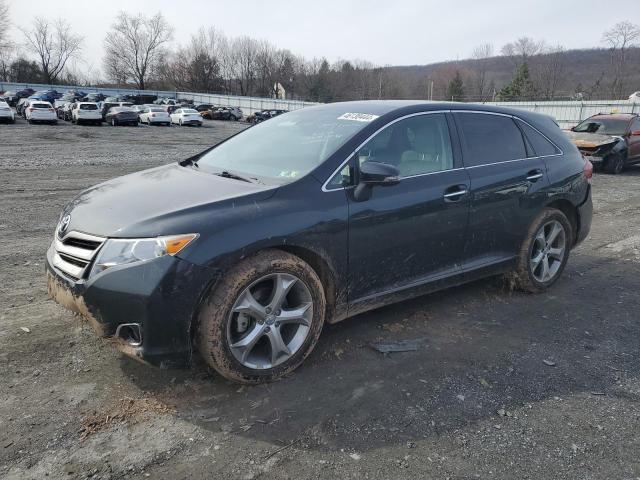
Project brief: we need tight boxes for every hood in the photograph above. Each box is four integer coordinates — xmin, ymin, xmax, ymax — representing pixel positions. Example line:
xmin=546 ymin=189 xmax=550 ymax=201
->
xmin=61 ymin=163 xmax=276 ymax=237
xmin=565 ymin=130 xmax=620 ymax=149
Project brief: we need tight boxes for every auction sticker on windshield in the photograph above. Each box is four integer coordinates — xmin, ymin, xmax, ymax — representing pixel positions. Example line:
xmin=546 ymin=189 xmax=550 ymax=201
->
xmin=338 ymin=113 xmax=379 ymax=122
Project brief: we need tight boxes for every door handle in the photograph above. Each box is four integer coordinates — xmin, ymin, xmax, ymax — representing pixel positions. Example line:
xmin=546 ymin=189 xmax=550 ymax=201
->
xmin=526 ymin=169 xmax=544 ymax=182
xmin=443 ymin=185 xmax=469 ymax=202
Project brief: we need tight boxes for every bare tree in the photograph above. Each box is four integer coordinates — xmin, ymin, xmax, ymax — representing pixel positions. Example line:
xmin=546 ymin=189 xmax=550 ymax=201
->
xmin=162 ymin=28 xmax=224 ymax=93
xmin=536 ymin=45 xmax=566 ymax=100
xmin=21 ymin=17 xmax=82 ymax=84
xmin=0 ymin=0 xmax=14 ymax=82
xmin=225 ymin=36 xmax=259 ymax=96
xmin=602 ymin=21 xmax=640 ymax=98
xmin=103 ymin=11 xmax=173 ymax=90
xmin=501 ymin=37 xmax=545 ymax=66
xmin=470 ymin=43 xmax=494 ymax=101
xmin=0 ymin=0 xmax=10 ymax=50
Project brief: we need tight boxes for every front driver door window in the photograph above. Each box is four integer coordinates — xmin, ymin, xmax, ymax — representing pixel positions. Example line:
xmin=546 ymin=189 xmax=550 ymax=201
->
xmin=347 ymin=113 xmax=470 ymax=302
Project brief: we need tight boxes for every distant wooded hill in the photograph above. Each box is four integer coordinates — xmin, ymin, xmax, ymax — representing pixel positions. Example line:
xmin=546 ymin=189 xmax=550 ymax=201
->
xmin=383 ymin=47 xmax=640 ymax=101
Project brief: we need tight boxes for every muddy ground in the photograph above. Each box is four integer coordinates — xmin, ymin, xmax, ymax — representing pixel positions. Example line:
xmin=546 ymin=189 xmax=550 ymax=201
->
xmin=1 ymin=117 xmax=640 ymax=480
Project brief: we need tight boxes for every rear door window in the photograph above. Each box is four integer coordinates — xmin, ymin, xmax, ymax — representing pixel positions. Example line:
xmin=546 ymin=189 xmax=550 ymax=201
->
xmin=516 ymin=120 xmax=561 ymax=157
xmin=455 ymin=113 xmax=527 ymax=167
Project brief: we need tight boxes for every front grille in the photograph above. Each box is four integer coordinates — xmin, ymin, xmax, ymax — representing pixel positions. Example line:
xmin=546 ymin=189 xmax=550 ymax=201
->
xmin=52 ymin=230 xmax=106 ymax=280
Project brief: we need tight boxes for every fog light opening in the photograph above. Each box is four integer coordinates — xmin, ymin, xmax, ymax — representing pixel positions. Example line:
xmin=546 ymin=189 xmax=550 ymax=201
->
xmin=115 ymin=323 xmax=142 ymax=347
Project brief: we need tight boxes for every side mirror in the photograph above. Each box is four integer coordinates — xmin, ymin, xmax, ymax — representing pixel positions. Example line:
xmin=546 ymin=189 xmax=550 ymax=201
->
xmin=631 ymin=130 xmax=640 ymax=136
xmin=359 ymin=161 xmax=400 ymax=186
xmin=354 ymin=161 xmax=400 ymax=201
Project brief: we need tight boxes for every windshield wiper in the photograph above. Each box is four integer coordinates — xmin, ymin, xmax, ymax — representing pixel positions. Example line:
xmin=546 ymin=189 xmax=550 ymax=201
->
xmin=214 ymin=170 xmax=253 ymax=183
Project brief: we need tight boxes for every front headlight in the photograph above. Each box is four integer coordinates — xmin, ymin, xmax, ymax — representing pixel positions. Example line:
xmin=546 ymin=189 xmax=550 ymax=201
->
xmin=89 ymin=233 xmax=198 ymax=278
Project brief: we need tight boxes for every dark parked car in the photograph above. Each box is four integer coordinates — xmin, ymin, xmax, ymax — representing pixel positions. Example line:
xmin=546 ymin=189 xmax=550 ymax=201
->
xmin=105 ymin=106 xmax=138 ymax=126
xmin=566 ymin=113 xmax=640 ymax=174
xmin=201 ymin=107 xmax=233 ymax=120
xmin=195 ymin=103 xmax=215 ymax=112
xmin=30 ymin=89 xmax=62 ymax=103
xmin=251 ymin=109 xmax=288 ymax=123
xmin=82 ymin=93 xmax=107 ymax=103
xmin=3 ymin=88 xmax=37 ymax=106
xmin=100 ymin=101 xmax=133 ymax=120
xmin=1 ymin=91 xmax=18 ymax=106
xmin=46 ymin=101 xmax=592 ymax=384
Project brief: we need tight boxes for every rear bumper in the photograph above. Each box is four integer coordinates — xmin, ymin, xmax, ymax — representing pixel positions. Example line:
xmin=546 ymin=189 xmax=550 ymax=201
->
xmin=575 ymin=184 xmax=593 ymax=246
xmin=29 ymin=115 xmax=56 ymax=122
xmin=45 ymin=245 xmax=217 ymax=368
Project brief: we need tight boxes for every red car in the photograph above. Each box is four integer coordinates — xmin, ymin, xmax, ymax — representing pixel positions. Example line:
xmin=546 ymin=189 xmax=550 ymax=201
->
xmin=566 ymin=113 xmax=640 ymax=174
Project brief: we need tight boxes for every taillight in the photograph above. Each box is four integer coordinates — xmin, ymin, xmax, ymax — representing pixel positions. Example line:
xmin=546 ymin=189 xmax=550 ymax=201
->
xmin=28 ymin=107 xmax=34 ymax=112
xmin=151 ymin=113 xmax=156 ymax=117
xmin=583 ymin=156 xmax=593 ymax=182
xmin=49 ymin=108 xmax=54 ymax=112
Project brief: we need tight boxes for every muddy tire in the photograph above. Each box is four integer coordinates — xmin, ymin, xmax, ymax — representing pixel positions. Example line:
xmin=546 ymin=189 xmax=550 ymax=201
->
xmin=603 ymin=154 xmax=625 ymax=174
xmin=198 ymin=249 xmax=326 ymax=384
xmin=509 ymin=208 xmax=573 ymax=293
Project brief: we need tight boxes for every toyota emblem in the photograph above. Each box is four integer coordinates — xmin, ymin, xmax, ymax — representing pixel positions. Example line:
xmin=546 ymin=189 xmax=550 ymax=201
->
xmin=59 ymin=214 xmax=71 ymax=234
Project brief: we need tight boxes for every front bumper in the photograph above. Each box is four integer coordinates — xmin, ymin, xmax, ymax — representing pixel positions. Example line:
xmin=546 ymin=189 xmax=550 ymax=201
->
xmin=46 ymin=244 xmax=217 ymax=368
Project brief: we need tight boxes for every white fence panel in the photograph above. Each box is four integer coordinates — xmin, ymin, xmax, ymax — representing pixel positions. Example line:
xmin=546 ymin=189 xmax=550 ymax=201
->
xmin=2 ymin=81 xmax=638 ymax=125
xmin=480 ymin=100 xmax=639 ymax=128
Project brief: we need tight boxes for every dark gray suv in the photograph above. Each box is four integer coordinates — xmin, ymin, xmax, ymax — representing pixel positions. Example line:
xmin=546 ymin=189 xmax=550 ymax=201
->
xmin=46 ymin=101 xmax=593 ymax=383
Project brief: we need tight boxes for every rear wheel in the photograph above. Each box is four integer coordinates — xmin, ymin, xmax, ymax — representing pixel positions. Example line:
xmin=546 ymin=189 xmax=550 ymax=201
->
xmin=111 ymin=118 xmax=116 ymax=126
xmin=198 ymin=250 xmax=326 ymax=384
xmin=603 ymin=153 xmax=625 ymax=174
xmin=510 ymin=208 xmax=572 ymax=293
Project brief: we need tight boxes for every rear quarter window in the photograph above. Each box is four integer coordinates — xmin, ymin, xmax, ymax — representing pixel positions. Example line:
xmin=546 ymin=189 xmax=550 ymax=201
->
xmin=455 ymin=112 xmax=527 ymax=167
xmin=516 ymin=120 xmax=561 ymax=157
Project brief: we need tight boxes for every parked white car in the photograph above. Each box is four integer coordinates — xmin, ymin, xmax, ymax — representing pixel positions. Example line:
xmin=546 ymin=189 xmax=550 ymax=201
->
xmin=139 ymin=106 xmax=171 ymax=126
xmin=0 ymin=99 xmax=15 ymax=123
xmin=170 ymin=108 xmax=203 ymax=126
xmin=25 ymin=101 xmax=57 ymax=124
xmin=629 ymin=91 xmax=640 ymax=103
xmin=72 ymin=102 xmax=102 ymax=125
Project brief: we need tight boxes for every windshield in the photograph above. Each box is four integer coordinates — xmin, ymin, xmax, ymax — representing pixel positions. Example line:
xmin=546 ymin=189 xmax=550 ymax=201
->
xmin=79 ymin=104 xmax=98 ymax=110
xmin=182 ymin=109 xmax=198 ymax=114
xmin=195 ymin=107 xmax=374 ymax=183
xmin=573 ymin=117 xmax=629 ymax=135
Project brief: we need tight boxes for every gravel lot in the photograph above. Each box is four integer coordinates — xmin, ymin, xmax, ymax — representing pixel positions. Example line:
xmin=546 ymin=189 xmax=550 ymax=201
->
xmin=1 ymin=116 xmax=640 ymax=479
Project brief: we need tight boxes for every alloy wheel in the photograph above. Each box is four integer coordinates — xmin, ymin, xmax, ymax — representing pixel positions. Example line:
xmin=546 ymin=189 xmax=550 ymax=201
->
xmin=530 ymin=220 xmax=566 ymax=283
xmin=226 ymin=273 xmax=313 ymax=370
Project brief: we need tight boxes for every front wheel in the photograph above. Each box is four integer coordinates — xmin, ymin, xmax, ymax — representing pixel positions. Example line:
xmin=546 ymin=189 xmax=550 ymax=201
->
xmin=510 ymin=208 xmax=573 ymax=293
xmin=198 ymin=250 xmax=326 ymax=384
xmin=111 ymin=118 xmax=116 ymax=126
xmin=603 ymin=154 xmax=625 ymax=174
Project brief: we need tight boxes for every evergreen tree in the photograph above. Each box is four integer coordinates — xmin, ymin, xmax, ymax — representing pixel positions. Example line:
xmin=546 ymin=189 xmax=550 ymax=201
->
xmin=498 ymin=63 xmax=535 ymax=101
xmin=446 ymin=71 xmax=465 ymax=101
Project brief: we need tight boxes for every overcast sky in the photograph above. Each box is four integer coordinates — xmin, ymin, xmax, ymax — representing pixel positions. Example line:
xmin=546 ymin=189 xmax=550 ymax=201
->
xmin=6 ymin=0 xmax=637 ymax=74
